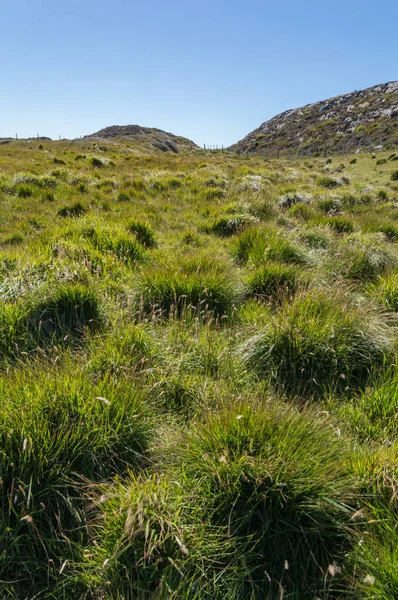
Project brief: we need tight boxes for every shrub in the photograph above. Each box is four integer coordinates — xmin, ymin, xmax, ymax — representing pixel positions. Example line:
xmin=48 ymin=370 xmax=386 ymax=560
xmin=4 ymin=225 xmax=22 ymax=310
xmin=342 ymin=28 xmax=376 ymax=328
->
xmin=242 ymin=290 xmax=392 ymax=396
xmin=391 ymin=170 xmax=398 ymax=181
xmin=57 ymin=202 xmax=87 ymax=218
xmin=127 ymin=219 xmax=157 ymax=248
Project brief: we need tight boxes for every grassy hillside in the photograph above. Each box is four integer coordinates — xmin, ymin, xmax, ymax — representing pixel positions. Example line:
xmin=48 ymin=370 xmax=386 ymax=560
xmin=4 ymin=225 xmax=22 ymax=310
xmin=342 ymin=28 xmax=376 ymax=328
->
xmin=1 ymin=138 xmax=398 ymax=598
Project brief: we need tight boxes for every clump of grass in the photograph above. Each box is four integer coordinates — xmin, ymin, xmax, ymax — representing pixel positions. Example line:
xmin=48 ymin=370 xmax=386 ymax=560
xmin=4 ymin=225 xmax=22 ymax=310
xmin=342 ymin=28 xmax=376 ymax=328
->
xmin=90 ymin=156 xmax=104 ymax=168
xmin=317 ymin=177 xmax=343 ymax=189
xmin=175 ymin=403 xmax=354 ymax=597
xmin=57 ymin=201 xmax=87 ymax=218
xmin=317 ymin=197 xmax=343 ymax=214
xmin=234 ymin=228 xmax=308 ymax=266
xmin=0 ymin=302 xmax=28 ymax=362
xmin=88 ymin=323 xmax=154 ymax=379
xmin=377 ymin=224 xmax=398 ymax=241
xmin=207 ymin=215 xmax=253 ymax=237
xmin=391 ymin=170 xmax=398 ymax=181
xmin=66 ymin=223 xmax=146 ymax=264
xmin=300 ymin=230 xmax=329 ymax=249
xmin=327 ymin=217 xmax=355 ymax=234
xmin=370 ymin=273 xmax=398 ymax=312
xmin=330 ymin=235 xmax=395 ymax=281
xmin=16 ymin=184 xmax=34 ymax=198
xmin=201 ymin=187 xmax=226 ymax=200
xmin=286 ymin=202 xmax=314 ymax=220
xmin=127 ymin=219 xmax=157 ymax=248
xmin=246 ymin=262 xmax=302 ymax=302
xmin=136 ymin=259 xmax=237 ymax=320
xmin=242 ymin=290 xmax=392 ymax=396
xmin=338 ymin=367 xmax=398 ymax=443
xmin=0 ymin=370 xmax=150 ymax=598
xmin=27 ymin=282 xmax=103 ymax=344
xmin=233 ymin=228 xmax=268 ymax=263
xmin=266 ymin=235 xmax=309 ymax=264
xmin=278 ymin=192 xmax=310 ymax=208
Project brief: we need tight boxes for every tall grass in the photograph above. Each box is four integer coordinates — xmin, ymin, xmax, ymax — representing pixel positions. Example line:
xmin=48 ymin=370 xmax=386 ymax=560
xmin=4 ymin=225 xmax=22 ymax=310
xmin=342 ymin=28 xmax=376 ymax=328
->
xmin=242 ymin=290 xmax=392 ymax=396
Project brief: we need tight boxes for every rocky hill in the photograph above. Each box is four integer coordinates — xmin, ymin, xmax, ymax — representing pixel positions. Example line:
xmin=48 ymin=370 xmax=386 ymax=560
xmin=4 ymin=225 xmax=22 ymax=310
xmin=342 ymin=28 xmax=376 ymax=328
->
xmin=229 ymin=81 xmax=398 ymax=157
xmin=82 ymin=124 xmax=199 ymax=153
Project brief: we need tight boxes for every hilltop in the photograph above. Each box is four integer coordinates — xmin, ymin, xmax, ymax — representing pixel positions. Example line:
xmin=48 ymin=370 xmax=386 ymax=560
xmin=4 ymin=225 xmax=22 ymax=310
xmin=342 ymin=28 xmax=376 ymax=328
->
xmin=82 ymin=124 xmax=199 ymax=153
xmin=229 ymin=81 xmax=398 ymax=157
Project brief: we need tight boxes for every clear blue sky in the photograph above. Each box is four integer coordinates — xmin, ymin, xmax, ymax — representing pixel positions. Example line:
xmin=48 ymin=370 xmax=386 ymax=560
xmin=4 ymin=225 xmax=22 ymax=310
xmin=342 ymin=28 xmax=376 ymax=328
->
xmin=1 ymin=0 xmax=397 ymax=146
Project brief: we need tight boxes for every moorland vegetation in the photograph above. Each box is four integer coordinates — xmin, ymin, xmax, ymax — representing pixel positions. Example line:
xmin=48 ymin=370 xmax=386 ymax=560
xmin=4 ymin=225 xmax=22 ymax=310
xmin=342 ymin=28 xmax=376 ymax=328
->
xmin=0 ymin=139 xmax=398 ymax=598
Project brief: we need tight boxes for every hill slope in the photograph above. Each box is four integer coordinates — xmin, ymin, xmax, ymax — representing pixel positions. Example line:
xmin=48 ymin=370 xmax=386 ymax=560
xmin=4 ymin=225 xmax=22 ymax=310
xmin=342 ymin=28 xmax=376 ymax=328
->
xmin=82 ymin=124 xmax=199 ymax=153
xmin=230 ymin=81 xmax=398 ymax=157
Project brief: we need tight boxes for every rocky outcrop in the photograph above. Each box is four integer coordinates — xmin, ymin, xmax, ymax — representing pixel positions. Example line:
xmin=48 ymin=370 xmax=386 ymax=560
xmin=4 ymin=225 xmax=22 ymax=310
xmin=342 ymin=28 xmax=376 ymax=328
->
xmin=229 ymin=81 xmax=398 ymax=157
xmin=82 ymin=125 xmax=199 ymax=153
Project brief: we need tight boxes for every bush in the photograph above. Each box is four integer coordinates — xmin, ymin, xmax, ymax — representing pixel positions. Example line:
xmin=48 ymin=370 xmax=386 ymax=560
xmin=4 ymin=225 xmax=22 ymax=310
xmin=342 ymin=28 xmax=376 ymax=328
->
xmin=127 ymin=219 xmax=157 ymax=248
xmin=391 ymin=170 xmax=398 ymax=181
xmin=242 ymin=290 xmax=392 ymax=396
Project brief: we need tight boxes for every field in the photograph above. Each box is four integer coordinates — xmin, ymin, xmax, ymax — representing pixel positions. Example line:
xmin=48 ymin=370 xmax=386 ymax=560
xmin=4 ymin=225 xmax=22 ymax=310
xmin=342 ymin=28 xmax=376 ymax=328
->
xmin=1 ymin=139 xmax=398 ymax=599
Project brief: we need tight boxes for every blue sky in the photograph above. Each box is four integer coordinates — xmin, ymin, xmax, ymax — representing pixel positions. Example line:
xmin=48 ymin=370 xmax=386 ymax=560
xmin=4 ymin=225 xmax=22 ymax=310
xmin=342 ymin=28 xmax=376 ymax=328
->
xmin=1 ymin=0 xmax=397 ymax=146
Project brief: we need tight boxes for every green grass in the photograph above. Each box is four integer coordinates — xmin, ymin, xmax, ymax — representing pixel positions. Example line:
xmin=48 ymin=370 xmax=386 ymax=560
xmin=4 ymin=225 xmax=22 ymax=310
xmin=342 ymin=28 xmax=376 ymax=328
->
xmin=242 ymin=289 xmax=392 ymax=396
xmin=0 ymin=141 xmax=398 ymax=598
